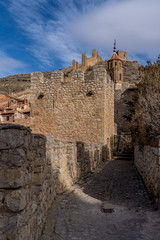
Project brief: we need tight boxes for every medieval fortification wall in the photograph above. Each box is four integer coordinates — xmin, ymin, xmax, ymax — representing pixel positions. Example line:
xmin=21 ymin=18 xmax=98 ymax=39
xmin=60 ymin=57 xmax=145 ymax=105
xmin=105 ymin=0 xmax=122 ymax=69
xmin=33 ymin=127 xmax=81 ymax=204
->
xmin=0 ymin=66 xmax=115 ymax=239
xmin=30 ymin=68 xmax=114 ymax=157
xmin=0 ymin=124 xmax=103 ymax=240
xmin=2 ymin=48 xmax=155 ymax=240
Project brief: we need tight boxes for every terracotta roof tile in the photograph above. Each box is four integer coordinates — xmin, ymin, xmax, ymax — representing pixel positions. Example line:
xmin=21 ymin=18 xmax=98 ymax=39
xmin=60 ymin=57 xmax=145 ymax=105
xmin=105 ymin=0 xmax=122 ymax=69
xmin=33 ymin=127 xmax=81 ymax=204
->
xmin=109 ymin=53 xmax=122 ymax=61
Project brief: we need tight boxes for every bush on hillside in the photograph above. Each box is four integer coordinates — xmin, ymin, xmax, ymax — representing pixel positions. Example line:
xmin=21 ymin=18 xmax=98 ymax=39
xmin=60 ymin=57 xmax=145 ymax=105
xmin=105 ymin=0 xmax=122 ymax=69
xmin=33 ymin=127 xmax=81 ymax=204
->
xmin=127 ymin=56 xmax=160 ymax=144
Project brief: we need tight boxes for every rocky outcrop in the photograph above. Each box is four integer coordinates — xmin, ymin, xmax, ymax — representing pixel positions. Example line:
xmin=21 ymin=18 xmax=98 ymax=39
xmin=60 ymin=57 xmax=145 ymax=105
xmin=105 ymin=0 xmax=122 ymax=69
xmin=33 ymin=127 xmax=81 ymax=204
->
xmin=122 ymin=61 xmax=140 ymax=83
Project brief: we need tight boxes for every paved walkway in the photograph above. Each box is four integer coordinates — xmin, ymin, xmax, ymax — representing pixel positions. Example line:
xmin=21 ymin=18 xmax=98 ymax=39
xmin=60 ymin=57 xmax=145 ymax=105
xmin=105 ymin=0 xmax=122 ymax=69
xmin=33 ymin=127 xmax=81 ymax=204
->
xmin=40 ymin=160 xmax=160 ymax=240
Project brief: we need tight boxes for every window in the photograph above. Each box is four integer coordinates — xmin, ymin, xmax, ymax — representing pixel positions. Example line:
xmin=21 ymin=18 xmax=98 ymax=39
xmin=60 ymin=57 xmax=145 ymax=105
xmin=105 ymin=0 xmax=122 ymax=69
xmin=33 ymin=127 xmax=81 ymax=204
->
xmin=7 ymin=116 xmax=9 ymax=121
xmin=111 ymin=62 xmax=113 ymax=68
xmin=115 ymin=62 xmax=117 ymax=67
xmin=86 ymin=91 xmax=93 ymax=97
xmin=120 ymin=74 xmax=122 ymax=81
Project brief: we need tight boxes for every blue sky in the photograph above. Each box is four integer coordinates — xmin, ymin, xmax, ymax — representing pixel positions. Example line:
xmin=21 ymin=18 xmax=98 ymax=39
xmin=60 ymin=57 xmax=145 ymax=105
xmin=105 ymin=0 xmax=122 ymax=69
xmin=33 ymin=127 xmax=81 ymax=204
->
xmin=0 ymin=0 xmax=159 ymax=77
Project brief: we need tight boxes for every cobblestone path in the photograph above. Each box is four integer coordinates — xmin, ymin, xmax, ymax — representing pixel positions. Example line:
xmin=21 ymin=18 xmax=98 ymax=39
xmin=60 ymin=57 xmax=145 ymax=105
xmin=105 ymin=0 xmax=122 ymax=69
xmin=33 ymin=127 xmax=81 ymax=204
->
xmin=40 ymin=160 xmax=160 ymax=240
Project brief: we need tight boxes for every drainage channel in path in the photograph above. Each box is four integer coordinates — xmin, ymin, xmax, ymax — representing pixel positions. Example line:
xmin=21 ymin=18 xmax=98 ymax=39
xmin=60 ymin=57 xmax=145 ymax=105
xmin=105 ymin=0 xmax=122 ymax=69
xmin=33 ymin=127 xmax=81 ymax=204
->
xmin=40 ymin=159 xmax=160 ymax=240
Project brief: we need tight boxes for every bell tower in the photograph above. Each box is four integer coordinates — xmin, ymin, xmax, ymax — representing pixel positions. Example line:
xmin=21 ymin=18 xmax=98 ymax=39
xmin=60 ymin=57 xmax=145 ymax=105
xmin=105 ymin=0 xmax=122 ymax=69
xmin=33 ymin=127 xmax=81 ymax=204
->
xmin=108 ymin=40 xmax=123 ymax=83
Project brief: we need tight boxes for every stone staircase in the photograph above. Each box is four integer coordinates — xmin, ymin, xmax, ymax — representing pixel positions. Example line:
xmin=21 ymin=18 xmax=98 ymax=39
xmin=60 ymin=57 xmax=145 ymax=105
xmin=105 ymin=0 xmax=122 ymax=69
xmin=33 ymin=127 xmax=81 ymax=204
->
xmin=114 ymin=150 xmax=134 ymax=161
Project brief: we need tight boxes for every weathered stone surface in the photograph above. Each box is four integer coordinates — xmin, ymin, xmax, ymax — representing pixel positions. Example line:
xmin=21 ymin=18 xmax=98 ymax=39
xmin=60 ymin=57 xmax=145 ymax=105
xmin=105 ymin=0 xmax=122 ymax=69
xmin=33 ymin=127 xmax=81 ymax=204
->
xmin=0 ymin=149 xmax=25 ymax=167
xmin=30 ymin=69 xmax=114 ymax=158
xmin=135 ymin=143 xmax=160 ymax=208
xmin=41 ymin=160 xmax=160 ymax=240
xmin=0 ymin=131 xmax=22 ymax=150
xmin=122 ymin=61 xmax=140 ymax=83
xmin=32 ymin=134 xmax=46 ymax=147
xmin=0 ymin=119 xmax=104 ymax=239
xmin=0 ymin=216 xmax=9 ymax=228
xmin=0 ymin=214 xmax=22 ymax=240
xmin=5 ymin=190 xmax=27 ymax=212
xmin=0 ymin=168 xmax=24 ymax=188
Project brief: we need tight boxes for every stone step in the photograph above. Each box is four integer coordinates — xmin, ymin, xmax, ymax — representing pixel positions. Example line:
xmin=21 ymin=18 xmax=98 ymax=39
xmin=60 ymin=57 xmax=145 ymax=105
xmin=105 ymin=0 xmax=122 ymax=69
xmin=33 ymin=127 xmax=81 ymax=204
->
xmin=114 ymin=151 xmax=134 ymax=160
xmin=115 ymin=157 xmax=134 ymax=161
xmin=114 ymin=153 xmax=134 ymax=157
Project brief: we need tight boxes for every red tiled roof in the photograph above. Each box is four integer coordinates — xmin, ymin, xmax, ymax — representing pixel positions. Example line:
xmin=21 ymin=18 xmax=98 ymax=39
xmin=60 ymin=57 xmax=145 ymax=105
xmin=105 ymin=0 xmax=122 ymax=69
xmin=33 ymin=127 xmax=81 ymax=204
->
xmin=109 ymin=53 xmax=122 ymax=61
xmin=128 ymin=84 xmax=137 ymax=90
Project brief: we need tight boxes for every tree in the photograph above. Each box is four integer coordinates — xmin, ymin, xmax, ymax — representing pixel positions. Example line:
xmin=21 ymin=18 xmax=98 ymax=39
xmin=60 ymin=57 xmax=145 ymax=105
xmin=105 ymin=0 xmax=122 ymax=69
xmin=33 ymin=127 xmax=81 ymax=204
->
xmin=129 ymin=57 xmax=160 ymax=144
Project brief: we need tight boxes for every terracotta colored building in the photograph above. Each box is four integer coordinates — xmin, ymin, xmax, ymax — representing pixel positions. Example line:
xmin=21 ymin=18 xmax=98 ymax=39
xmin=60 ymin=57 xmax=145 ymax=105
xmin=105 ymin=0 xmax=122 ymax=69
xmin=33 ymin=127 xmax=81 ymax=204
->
xmin=0 ymin=94 xmax=30 ymax=126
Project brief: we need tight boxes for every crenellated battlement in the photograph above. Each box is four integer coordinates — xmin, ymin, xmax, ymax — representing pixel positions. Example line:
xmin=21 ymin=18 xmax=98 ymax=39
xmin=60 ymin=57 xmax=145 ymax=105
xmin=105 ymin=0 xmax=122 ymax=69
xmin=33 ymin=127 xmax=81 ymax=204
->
xmin=51 ymin=70 xmax=64 ymax=82
xmin=72 ymin=69 xmax=84 ymax=82
xmin=72 ymin=49 xmax=103 ymax=71
xmin=30 ymin=67 xmax=114 ymax=152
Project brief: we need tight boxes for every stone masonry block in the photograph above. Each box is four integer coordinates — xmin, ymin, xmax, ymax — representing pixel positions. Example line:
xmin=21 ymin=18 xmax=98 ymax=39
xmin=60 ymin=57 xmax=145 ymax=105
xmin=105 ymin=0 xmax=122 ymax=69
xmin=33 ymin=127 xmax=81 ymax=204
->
xmin=5 ymin=189 xmax=27 ymax=212
xmin=0 ymin=169 xmax=25 ymax=188
xmin=0 ymin=129 xmax=25 ymax=150
xmin=72 ymin=70 xmax=84 ymax=81
xmin=93 ymin=68 xmax=107 ymax=81
xmin=51 ymin=71 xmax=64 ymax=82
xmin=31 ymin=72 xmax=44 ymax=84
xmin=0 ymin=149 xmax=26 ymax=168
xmin=32 ymin=134 xmax=46 ymax=147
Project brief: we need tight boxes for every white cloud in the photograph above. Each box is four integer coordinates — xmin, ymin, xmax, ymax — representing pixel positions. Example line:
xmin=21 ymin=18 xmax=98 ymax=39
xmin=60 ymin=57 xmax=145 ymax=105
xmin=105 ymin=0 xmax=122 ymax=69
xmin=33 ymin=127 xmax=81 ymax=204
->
xmin=7 ymin=0 xmax=160 ymax=67
xmin=0 ymin=51 xmax=26 ymax=77
xmin=71 ymin=0 xmax=160 ymax=59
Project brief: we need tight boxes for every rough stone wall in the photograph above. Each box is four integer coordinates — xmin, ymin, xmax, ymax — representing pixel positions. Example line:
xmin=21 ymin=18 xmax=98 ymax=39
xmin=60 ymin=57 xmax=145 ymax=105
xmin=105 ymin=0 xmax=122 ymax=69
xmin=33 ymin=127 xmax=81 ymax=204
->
xmin=0 ymin=124 xmax=103 ymax=240
xmin=117 ymin=50 xmax=128 ymax=60
xmin=134 ymin=139 xmax=160 ymax=208
xmin=0 ymin=124 xmax=47 ymax=240
xmin=104 ymin=74 xmax=114 ymax=157
xmin=122 ymin=61 xmax=140 ymax=83
xmin=81 ymin=50 xmax=102 ymax=71
xmin=114 ymin=60 xmax=140 ymax=132
xmin=30 ymin=68 xmax=114 ymax=156
xmin=114 ymin=82 xmax=130 ymax=133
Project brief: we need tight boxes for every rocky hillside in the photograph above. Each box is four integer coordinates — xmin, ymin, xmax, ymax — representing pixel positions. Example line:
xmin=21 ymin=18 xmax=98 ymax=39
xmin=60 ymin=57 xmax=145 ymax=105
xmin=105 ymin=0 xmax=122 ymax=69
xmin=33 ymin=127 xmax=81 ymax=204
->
xmin=0 ymin=67 xmax=72 ymax=99
xmin=0 ymin=73 xmax=31 ymax=97
xmin=122 ymin=61 xmax=140 ymax=83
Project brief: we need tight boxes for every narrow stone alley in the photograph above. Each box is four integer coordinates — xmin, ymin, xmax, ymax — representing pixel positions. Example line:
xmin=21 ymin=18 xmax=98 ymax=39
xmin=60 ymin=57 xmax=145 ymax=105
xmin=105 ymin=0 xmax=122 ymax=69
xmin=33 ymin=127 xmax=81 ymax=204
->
xmin=40 ymin=157 xmax=160 ymax=240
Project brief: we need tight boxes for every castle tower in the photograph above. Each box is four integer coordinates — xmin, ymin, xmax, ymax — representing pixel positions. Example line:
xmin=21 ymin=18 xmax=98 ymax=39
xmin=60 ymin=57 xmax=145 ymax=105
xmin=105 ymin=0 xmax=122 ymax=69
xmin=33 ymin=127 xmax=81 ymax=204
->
xmin=108 ymin=40 xmax=123 ymax=83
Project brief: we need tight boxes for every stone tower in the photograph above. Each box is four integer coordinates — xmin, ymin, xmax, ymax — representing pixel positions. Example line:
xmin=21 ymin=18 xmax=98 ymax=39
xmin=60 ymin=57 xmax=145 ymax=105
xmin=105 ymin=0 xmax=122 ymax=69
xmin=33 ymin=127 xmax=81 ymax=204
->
xmin=108 ymin=40 xmax=123 ymax=83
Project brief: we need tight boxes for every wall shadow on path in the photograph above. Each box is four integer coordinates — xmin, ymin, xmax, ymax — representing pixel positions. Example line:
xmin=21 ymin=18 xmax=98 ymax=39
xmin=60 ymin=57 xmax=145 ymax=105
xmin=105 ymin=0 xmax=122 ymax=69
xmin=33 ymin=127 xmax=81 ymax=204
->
xmin=82 ymin=159 xmax=155 ymax=210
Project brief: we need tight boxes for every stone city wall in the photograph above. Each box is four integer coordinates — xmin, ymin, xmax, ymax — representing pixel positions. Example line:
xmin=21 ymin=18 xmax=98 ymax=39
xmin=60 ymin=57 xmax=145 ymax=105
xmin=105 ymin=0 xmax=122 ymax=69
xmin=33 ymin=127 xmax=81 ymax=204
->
xmin=30 ymin=68 xmax=114 ymax=157
xmin=0 ymin=124 xmax=103 ymax=240
xmin=134 ymin=138 xmax=160 ymax=208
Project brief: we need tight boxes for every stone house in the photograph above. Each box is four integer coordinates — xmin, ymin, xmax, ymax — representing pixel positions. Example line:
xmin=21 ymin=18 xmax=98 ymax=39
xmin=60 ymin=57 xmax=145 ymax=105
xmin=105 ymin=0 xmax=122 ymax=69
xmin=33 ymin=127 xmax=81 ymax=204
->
xmin=0 ymin=94 xmax=30 ymax=125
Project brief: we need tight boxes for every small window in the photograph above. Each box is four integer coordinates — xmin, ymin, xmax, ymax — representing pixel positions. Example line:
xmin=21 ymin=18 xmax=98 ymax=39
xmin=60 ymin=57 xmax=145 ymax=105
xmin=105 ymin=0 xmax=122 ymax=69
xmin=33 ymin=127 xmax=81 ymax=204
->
xmin=110 ymin=74 xmax=112 ymax=80
xmin=7 ymin=116 xmax=9 ymax=121
xmin=37 ymin=93 xmax=44 ymax=99
xmin=120 ymin=74 xmax=122 ymax=81
xmin=115 ymin=62 xmax=117 ymax=67
xmin=111 ymin=62 xmax=113 ymax=68
xmin=86 ymin=91 xmax=94 ymax=97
